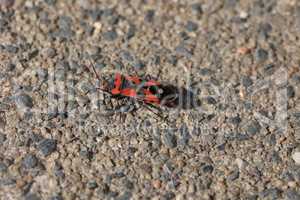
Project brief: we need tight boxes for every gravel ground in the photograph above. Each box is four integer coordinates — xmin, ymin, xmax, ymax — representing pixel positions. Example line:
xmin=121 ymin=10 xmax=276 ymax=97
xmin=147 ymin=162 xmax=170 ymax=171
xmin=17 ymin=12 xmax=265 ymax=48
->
xmin=0 ymin=0 xmax=300 ymax=200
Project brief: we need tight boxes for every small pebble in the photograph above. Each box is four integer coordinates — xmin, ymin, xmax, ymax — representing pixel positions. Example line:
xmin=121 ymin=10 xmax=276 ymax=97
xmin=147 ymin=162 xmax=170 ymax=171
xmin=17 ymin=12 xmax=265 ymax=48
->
xmin=38 ymin=138 xmax=57 ymax=156
xmin=126 ymin=24 xmax=136 ymax=40
xmin=242 ymin=76 xmax=253 ymax=88
xmin=15 ymin=93 xmax=34 ymax=108
xmin=255 ymin=48 xmax=268 ymax=62
xmin=185 ymin=21 xmax=198 ymax=32
xmin=229 ymin=116 xmax=242 ymax=125
xmin=191 ymin=3 xmax=203 ymax=15
xmin=121 ymin=51 xmax=134 ymax=62
xmin=287 ymin=85 xmax=295 ymax=98
xmin=5 ymin=44 xmax=18 ymax=54
xmin=87 ymin=180 xmax=98 ymax=189
xmin=202 ymin=164 xmax=214 ymax=173
xmin=227 ymin=170 xmax=239 ymax=181
xmin=285 ymin=189 xmax=300 ymax=200
xmin=133 ymin=60 xmax=145 ymax=70
xmin=42 ymin=47 xmax=56 ymax=58
xmin=50 ymin=195 xmax=63 ymax=200
xmin=25 ymin=193 xmax=41 ymax=200
xmin=58 ymin=15 xmax=73 ymax=30
xmin=175 ymin=44 xmax=193 ymax=57
xmin=0 ymin=132 xmax=7 ymax=145
xmin=144 ymin=10 xmax=155 ymax=23
xmin=22 ymin=154 xmax=38 ymax=169
xmin=5 ymin=62 xmax=15 ymax=71
xmin=44 ymin=0 xmax=56 ymax=6
xmin=0 ymin=162 xmax=7 ymax=173
xmin=258 ymin=22 xmax=272 ymax=38
xmin=102 ymin=30 xmax=118 ymax=41
xmin=260 ymin=188 xmax=280 ymax=199
xmin=163 ymin=130 xmax=177 ymax=148
xmin=36 ymin=68 xmax=48 ymax=80
xmin=206 ymin=96 xmax=217 ymax=105
xmin=246 ymin=121 xmax=261 ymax=135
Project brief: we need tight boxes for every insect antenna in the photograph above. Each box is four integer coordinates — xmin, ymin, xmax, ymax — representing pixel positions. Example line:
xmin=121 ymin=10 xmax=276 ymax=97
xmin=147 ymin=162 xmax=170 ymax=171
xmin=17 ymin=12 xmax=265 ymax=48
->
xmin=86 ymin=59 xmax=110 ymax=95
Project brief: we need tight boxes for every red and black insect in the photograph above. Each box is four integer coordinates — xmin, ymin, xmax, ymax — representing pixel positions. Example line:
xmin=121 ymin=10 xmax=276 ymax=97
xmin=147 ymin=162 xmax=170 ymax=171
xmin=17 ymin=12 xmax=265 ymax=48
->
xmin=86 ymin=61 xmax=198 ymax=120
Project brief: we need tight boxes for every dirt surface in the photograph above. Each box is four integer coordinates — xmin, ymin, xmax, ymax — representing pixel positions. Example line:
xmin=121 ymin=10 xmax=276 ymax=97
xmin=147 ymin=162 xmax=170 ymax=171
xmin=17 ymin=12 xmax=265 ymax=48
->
xmin=0 ymin=0 xmax=300 ymax=199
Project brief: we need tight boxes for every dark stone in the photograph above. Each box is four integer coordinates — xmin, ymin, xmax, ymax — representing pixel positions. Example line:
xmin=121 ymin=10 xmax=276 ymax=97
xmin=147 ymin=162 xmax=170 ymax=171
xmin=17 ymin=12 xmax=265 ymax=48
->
xmin=58 ymin=15 xmax=73 ymax=30
xmin=80 ymin=82 xmax=96 ymax=93
xmin=242 ymin=76 xmax=253 ymax=88
xmin=126 ymin=24 xmax=136 ymax=40
xmin=95 ymin=61 xmax=106 ymax=69
xmin=191 ymin=3 xmax=203 ymax=15
xmin=229 ymin=116 xmax=242 ymax=125
xmin=163 ymin=130 xmax=177 ymax=148
xmin=15 ymin=93 xmax=33 ymax=108
xmin=246 ymin=121 xmax=261 ymax=136
xmin=260 ymin=188 xmax=281 ymax=199
xmin=25 ymin=193 xmax=40 ymax=200
xmin=245 ymin=195 xmax=258 ymax=200
xmin=199 ymin=68 xmax=213 ymax=76
xmin=44 ymin=0 xmax=56 ymax=6
xmin=258 ymin=22 xmax=272 ymax=38
xmin=133 ymin=60 xmax=145 ymax=70
xmin=38 ymin=138 xmax=57 ymax=156
xmin=54 ymin=161 xmax=65 ymax=179
xmin=0 ymin=162 xmax=7 ymax=173
xmin=163 ymin=192 xmax=175 ymax=200
xmin=36 ymin=68 xmax=48 ymax=80
xmin=216 ymin=143 xmax=226 ymax=151
xmin=0 ymin=178 xmax=16 ymax=186
xmin=175 ymin=44 xmax=193 ymax=57
xmin=287 ymin=85 xmax=295 ymax=98
xmin=144 ymin=10 xmax=155 ymax=23
xmin=255 ymin=48 xmax=268 ymax=62
xmin=6 ymin=62 xmax=15 ymax=71
xmin=102 ymin=30 xmax=118 ymax=41
xmin=179 ymin=31 xmax=190 ymax=40
xmin=270 ymin=151 xmax=282 ymax=163
xmin=285 ymin=189 xmax=300 ymax=200
xmin=122 ymin=179 xmax=134 ymax=190
xmin=206 ymin=96 xmax=217 ymax=105
xmin=185 ymin=21 xmax=198 ymax=32
xmin=50 ymin=195 xmax=63 ymax=200
xmin=54 ymin=68 xmax=66 ymax=81
xmin=80 ymin=149 xmax=93 ymax=160
xmin=235 ymin=133 xmax=249 ymax=141
xmin=102 ymin=8 xmax=114 ymax=18
xmin=89 ymin=8 xmax=103 ymax=21
xmin=202 ymin=164 xmax=214 ymax=173
xmin=112 ymin=61 xmax=124 ymax=70
xmin=121 ymin=51 xmax=134 ymax=62
xmin=178 ymin=123 xmax=190 ymax=146
xmin=167 ymin=55 xmax=177 ymax=66
xmin=108 ymin=15 xmax=119 ymax=25
xmin=227 ymin=170 xmax=239 ymax=181
xmin=22 ymin=154 xmax=38 ymax=169
xmin=0 ymin=132 xmax=7 ymax=144
xmin=87 ymin=180 xmax=98 ymax=189
xmin=5 ymin=44 xmax=18 ymax=54
xmin=263 ymin=63 xmax=275 ymax=76
xmin=42 ymin=47 xmax=56 ymax=58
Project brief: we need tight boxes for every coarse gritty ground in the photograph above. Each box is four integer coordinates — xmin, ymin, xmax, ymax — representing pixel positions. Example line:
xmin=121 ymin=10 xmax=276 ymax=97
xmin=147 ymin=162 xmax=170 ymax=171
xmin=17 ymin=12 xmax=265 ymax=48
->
xmin=0 ymin=0 xmax=300 ymax=200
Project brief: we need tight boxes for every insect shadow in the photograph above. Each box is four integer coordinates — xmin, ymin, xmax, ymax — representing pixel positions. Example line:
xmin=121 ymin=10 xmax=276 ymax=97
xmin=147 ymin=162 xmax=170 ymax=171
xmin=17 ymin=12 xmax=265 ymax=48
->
xmin=158 ymin=84 xmax=201 ymax=110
